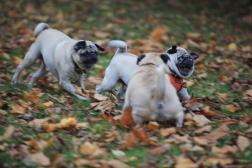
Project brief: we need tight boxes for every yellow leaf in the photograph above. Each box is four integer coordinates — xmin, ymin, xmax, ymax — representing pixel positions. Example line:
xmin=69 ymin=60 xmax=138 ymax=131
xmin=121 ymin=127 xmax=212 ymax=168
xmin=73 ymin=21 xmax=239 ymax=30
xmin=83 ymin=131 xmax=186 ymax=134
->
xmin=175 ymin=156 xmax=197 ymax=168
xmin=227 ymin=43 xmax=237 ymax=51
xmin=160 ymin=127 xmax=176 ymax=137
xmin=58 ymin=117 xmax=77 ymax=129
xmin=43 ymin=101 xmax=54 ymax=108
xmin=225 ymin=104 xmax=239 ymax=112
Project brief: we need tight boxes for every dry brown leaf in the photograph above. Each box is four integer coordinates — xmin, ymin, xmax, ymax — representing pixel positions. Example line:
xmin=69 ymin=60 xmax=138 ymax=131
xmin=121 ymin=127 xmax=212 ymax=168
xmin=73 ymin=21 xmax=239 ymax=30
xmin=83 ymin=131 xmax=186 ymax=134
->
xmin=77 ymin=122 xmax=89 ymax=129
xmin=11 ymin=104 xmax=25 ymax=114
xmin=227 ymin=43 xmax=237 ymax=51
xmin=107 ymin=160 xmax=130 ymax=168
xmin=237 ymin=135 xmax=250 ymax=151
xmin=225 ymin=104 xmax=240 ymax=112
xmin=204 ymin=157 xmax=233 ymax=166
xmin=42 ymin=122 xmax=58 ymax=132
xmin=150 ymin=26 xmax=167 ymax=42
xmin=196 ymin=123 xmax=230 ymax=144
xmin=58 ymin=117 xmax=77 ymax=129
xmin=146 ymin=121 xmax=159 ymax=132
xmin=192 ymin=114 xmax=210 ymax=127
xmin=211 ymin=145 xmax=237 ymax=156
xmin=122 ymin=132 xmax=138 ymax=148
xmin=160 ymin=127 xmax=176 ymax=137
xmin=25 ymin=88 xmax=42 ymax=104
xmin=80 ymin=142 xmax=105 ymax=157
xmin=193 ymin=137 xmax=208 ymax=146
xmin=120 ymin=106 xmax=134 ymax=128
xmin=149 ymin=144 xmax=170 ymax=155
xmin=93 ymin=93 xmax=108 ymax=101
xmin=195 ymin=125 xmax=212 ymax=134
xmin=12 ymin=56 xmax=22 ymax=65
xmin=28 ymin=118 xmax=49 ymax=130
xmin=43 ymin=101 xmax=54 ymax=108
xmin=202 ymin=106 xmax=218 ymax=117
xmin=0 ymin=125 xmax=15 ymax=141
xmin=29 ymin=152 xmax=51 ymax=166
xmin=133 ymin=126 xmax=149 ymax=144
xmin=175 ymin=156 xmax=197 ymax=168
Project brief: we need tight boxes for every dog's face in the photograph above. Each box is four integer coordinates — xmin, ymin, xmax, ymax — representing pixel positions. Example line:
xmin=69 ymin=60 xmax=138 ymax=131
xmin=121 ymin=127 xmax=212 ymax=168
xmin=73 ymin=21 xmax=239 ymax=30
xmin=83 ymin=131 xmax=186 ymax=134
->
xmin=137 ymin=53 xmax=170 ymax=66
xmin=73 ymin=40 xmax=104 ymax=69
xmin=166 ymin=46 xmax=198 ymax=78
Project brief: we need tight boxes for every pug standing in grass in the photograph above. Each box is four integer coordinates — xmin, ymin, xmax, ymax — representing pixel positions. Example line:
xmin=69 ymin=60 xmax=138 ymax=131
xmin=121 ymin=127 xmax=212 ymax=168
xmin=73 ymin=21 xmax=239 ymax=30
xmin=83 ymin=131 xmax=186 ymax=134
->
xmin=123 ymin=53 xmax=184 ymax=127
xmin=12 ymin=22 xmax=104 ymax=100
xmin=96 ymin=40 xmax=198 ymax=101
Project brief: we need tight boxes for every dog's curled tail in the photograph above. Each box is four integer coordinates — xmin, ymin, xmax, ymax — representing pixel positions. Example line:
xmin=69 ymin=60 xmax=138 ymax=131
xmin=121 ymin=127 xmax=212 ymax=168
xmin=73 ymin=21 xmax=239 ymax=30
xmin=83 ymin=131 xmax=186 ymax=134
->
xmin=34 ymin=22 xmax=49 ymax=37
xmin=109 ymin=40 xmax=127 ymax=53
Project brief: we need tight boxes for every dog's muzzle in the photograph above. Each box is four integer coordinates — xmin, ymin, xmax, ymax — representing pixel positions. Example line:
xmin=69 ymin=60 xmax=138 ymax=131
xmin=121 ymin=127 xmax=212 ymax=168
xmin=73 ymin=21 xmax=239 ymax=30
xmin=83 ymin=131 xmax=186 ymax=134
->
xmin=80 ymin=51 xmax=98 ymax=68
xmin=176 ymin=55 xmax=194 ymax=76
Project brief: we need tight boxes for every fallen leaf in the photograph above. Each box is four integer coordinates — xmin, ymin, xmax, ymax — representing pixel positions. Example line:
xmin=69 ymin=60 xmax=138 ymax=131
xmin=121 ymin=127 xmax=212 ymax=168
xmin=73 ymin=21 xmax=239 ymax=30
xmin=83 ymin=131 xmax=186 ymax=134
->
xmin=80 ymin=142 xmax=105 ymax=157
xmin=237 ymin=135 xmax=250 ymax=151
xmin=120 ymin=106 xmax=134 ymax=128
xmin=204 ymin=157 xmax=233 ymax=166
xmin=225 ymin=104 xmax=239 ymax=112
xmin=227 ymin=43 xmax=237 ymax=51
xmin=93 ymin=93 xmax=108 ymax=101
xmin=193 ymin=114 xmax=210 ymax=126
xmin=133 ymin=126 xmax=149 ymax=144
xmin=25 ymin=88 xmax=42 ymax=104
xmin=187 ymin=32 xmax=201 ymax=41
xmin=122 ymin=132 xmax=137 ymax=148
xmin=211 ymin=145 xmax=237 ymax=157
xmin=43 ymin=101 xmax=54 ymax=108
xmin=202 ymin=106 xmax=217 ymax=117
xmin=150 ymin=26 xmax=167 ymax=42
xmin=244 ymin=89 xmax=252 ymax=101
xmin=193 ymin=137 xmax=208 ymax=146
xmin=58 ymin=117 xmax=77 ymax=129
xmin=77 ymin=122 xmax=89 ymax=129
xmin=175 ymin=156 xmax=197 ymax=168
xmin=149 ymin=144 xmax=170 ymax=155
xmin=107 ymin=160 xmax=130 ymax=168
xmin=195 ymin=125 xmax=212 ymax=134
xmin=111 ymin=150 xmax=126 ymax=158
xmin=196 ymin=123 xmax=230 ymax=144
xmin=29 ymin=152 xmax=50 ymax=166
xmin=28 ymin=118 xmax=49 ymax=130
xmin=42 ymin=122 xmax=58 ymax=132
xmin=11 ymin=104 xmax=25 ymax=114
xmin=160 ymin=127 xmax=176 ymax=137
xmin=146 ymin=121 xmax=159 ymax=131
xmin=0 ymin=125 xmax=15 ymax=141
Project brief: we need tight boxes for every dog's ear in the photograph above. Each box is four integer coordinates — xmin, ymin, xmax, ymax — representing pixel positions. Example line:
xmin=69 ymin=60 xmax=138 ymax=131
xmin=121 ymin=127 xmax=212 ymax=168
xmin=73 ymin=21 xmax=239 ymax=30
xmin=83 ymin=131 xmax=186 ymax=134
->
xmin=160 ymin=53 xmax=170 ymax=63
xmin=190 ymin=52 xmax=199 ymax=60
xmin=95 ymin=43 xmax=105 ymax=52
xmin=74 ymin=40 xmax=86 ymax=51
xmin=137 ymin=54 xmax=146 ymax=65
xmin=167 ymin=45 xmax=177 ymax=54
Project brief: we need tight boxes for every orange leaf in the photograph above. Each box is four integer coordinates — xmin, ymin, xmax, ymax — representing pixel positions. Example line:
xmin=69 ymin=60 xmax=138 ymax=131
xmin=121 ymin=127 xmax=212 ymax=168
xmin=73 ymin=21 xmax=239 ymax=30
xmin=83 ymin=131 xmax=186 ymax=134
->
xmin=122 ymin=132 xmax=137 ymax=148
xmin=133 ymin=126 xmax=150 ymax=144
xmin=150 ymin=26 xmax=167 ymax=42
xmin=11 ymin=104 xmax=25 ymax=114
xmin=58 ymin=117 xmax=77 ymax=129
xmin=120 ymin=106 xmax=134 ymax=128
xmin=42 ymin=122 xmax=58 ymax=132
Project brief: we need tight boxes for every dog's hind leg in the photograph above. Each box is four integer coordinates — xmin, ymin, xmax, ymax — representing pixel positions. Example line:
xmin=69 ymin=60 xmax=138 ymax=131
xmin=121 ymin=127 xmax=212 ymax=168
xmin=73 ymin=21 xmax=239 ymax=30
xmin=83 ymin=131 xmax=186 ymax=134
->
xmin=96 ymin=67 xmax=119 ymax=93
xmin=12 ymin=43 xmax=41 ymax=84
xmin=28 ymin=61 xmax=47 ymax=87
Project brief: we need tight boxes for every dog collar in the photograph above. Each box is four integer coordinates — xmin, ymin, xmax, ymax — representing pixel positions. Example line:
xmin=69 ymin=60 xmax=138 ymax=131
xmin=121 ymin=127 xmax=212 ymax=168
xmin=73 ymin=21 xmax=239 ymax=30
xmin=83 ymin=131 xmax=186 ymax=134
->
xmin=168 ymin=73 xmax=186 ymax=92
xmin=71 ymin=58 xmax=86 ymax=74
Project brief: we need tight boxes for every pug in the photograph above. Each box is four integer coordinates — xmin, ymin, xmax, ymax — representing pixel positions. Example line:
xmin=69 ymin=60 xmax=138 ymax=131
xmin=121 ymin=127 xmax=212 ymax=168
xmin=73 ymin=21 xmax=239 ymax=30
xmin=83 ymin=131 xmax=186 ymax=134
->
xmin=96 ymin=40 xmax=198 ymax=101
xmin=123 ymin=53 xmax=184 ymax=127
xmin=12 ymin=22 xmax=104 ymax=100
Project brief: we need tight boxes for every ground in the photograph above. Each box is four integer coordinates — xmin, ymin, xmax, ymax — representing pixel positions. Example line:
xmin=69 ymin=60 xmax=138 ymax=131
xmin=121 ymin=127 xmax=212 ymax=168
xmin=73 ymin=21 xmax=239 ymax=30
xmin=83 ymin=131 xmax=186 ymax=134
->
xmin=0 ymin=0 xmax=252 ymax=167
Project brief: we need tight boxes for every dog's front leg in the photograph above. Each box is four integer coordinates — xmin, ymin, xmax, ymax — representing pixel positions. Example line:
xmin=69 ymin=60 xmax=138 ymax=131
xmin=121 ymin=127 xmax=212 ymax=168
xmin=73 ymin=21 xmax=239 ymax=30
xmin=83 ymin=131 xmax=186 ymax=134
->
xmin=79 ymin=73 xmax=85 ymax=92
xmin=176 ymin=111 xmax=184 ymax=128
xmin=60 ymin=79 xmax=87 ymax=100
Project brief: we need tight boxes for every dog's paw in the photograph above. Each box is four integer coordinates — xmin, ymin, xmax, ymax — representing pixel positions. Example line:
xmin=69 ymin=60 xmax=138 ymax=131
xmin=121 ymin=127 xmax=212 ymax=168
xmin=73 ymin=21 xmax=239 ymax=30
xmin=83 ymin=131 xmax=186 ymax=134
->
xmin=95 ymin=85 xmax=102 ymax=94
xmin=76 ymin=95 xmax=89 ymax=101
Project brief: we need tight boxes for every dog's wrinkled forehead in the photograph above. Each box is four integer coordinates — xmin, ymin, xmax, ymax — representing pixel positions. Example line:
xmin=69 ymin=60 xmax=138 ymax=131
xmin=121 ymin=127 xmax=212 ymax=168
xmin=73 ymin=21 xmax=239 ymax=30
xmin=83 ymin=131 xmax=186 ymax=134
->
xmin=74 ymin=40 xmax=105 ymax=53
xmin=167 ymin=46 xmax=189 ymax=57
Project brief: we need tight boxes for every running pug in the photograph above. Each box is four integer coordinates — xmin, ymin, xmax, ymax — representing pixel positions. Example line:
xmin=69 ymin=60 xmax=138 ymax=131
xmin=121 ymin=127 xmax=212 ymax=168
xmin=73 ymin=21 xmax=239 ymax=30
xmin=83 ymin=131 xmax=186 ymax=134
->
xmin=96 ymin=40 xmax=198 ymax=101
xmin=12 ymin=23 xmax=104 ymax=100
xmin=123 ymin=53 xmax=184 ymax=127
